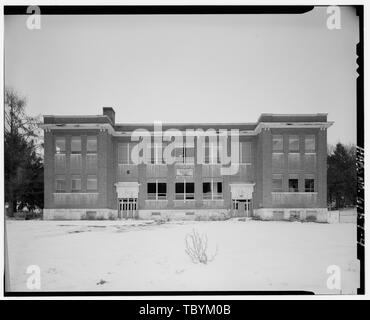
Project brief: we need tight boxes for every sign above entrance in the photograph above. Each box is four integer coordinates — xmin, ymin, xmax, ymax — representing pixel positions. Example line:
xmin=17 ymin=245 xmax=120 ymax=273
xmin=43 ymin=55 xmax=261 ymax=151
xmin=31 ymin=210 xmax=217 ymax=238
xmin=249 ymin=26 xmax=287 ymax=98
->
xmin=115 ymin=182 xmax=139 ymax=198
xmin=230 ymin=183 xmax=255 ymax=200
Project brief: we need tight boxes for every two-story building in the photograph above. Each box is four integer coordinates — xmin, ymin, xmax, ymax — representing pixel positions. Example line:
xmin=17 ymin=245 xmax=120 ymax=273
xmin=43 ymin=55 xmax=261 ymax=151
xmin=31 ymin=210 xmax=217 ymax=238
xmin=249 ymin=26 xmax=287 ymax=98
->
xmin=41 ymin=107 xmax=332 ymax=221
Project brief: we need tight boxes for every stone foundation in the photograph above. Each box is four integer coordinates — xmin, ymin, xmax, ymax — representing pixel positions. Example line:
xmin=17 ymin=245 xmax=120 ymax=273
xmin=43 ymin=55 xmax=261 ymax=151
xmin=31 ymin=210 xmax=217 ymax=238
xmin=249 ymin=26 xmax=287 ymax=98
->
xmin=138 ymin=209 xmax=230 ymax=221
xmin=43 ymin=208 xmax=117 ymax=220
xmin=253 ymin=208 xmax=328 ymax=222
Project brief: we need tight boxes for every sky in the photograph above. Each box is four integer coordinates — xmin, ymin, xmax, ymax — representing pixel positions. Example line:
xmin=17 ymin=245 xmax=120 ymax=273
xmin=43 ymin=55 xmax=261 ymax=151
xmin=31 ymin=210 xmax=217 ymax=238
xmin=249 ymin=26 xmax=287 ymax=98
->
xmin=5 ymin=6 xmax=359 ymax=145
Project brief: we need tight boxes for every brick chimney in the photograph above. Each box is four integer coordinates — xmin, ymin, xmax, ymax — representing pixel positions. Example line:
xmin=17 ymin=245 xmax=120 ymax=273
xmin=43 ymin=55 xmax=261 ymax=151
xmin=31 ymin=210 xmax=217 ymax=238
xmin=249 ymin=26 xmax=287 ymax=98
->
xmin=103 ymin=107 xmax=115 ymax=124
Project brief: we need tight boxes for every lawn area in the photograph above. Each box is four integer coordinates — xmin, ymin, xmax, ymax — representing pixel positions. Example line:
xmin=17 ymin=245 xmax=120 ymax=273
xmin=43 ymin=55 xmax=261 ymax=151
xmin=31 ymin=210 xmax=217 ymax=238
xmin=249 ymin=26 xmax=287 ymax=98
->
xmin=5 ymin=219 xmax=359 ymax=294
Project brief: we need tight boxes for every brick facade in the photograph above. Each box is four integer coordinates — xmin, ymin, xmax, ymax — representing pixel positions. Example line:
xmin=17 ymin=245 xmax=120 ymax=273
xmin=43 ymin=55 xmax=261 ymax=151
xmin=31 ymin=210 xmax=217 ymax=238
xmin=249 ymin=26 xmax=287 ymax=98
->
xmin=42 ymin=109 xmax=332 ymax=221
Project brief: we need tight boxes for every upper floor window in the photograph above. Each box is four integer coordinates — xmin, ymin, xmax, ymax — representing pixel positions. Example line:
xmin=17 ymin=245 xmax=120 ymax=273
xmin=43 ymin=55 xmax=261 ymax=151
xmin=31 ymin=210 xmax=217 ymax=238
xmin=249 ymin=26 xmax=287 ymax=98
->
xmin=305 ymin=135 xmax=316 ymax=152
xmin=289 ymin=135 xmax=300 ymax=152
xmin=55 ymin=137 xmax=66 ymax=154
xmin=55 ymin=137 xmax=66 ymax=171
xmin=272 ymin=135 xmax=283 ymax=152
xmin=71 ymin=136 xmax=81 ymax=153
xmin=174 ymin=145 xmax=195 ymax=164
xmin=87 ymin=136 xmax=97 ymax=153
xmin=240 ymin=142 xmax=252 ymax=164
xmin=118 ymin=142 xmax=133 ymax=164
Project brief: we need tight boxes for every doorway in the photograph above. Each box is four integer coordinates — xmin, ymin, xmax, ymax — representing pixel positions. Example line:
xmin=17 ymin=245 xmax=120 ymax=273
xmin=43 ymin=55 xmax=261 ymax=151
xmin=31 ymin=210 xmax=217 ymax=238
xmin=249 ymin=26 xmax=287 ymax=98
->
xmin=118 ymin=198 xmax=138 ymax=219
xmin=232 ymin=199 xmax=252 ymax=217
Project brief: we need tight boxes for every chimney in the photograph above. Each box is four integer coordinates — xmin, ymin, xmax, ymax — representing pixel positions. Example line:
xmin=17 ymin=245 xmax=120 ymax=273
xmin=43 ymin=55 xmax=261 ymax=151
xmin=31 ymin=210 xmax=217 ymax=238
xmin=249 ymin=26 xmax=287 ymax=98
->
xmin=103 ymin=107 xmax=115 ymax=124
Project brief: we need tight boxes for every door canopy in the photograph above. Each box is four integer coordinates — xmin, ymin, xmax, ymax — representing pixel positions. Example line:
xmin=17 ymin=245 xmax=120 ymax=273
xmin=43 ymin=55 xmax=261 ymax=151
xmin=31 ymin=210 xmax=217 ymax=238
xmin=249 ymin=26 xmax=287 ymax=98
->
xmin=230 ymin=183 xmax=255 ymax=200
xmin=115 ymin=182 xmax=139 ymax=198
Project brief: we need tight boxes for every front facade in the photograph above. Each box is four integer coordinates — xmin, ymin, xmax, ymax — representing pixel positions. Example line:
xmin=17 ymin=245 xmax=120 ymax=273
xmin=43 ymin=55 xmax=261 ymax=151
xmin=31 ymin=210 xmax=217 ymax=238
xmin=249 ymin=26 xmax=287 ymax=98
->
xmin=42 ymin=108 xmax=332 ymax=221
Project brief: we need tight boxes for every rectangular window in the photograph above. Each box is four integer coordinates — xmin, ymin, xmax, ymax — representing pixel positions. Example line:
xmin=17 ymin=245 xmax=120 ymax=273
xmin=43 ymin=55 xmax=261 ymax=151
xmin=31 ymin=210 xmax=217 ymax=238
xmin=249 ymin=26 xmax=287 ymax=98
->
xmin=71 ymin=175 xmax=81 ymax=192
xmin=203 ymin=180 xmax=223 ymax=199
xmin=147 ymin=182 xmax=157 ymax=200
xmin=304 ymin=153 xmax=316 ymax=171
xmin=71 ymin=136 xmax=81 ymax=153
xmin=272 ymin=153 xmax=285 ymax=171
xmin=55 ymin=137 xmax=66 ymax=154
xmin=272 ymin=135 xmax=283 ymax=152
xmin=86 ymin=175 xmax=98 ymax=191
xmin=174 ymin=146 xmax=195 ymax=164
xmin=175 ymin=181 xmax=194 ymax=200
xmin=55 ymin=154 xmax=66 ymax=171
xmin=288 ymin=153 xmax=300 ymax=170
xmin=305 ymin=135 xmax=316 ymax=152
xmin=305 ymin=178 xmax=315 ymax=192
xmin=289 ymin=135 xmax=300 ymax=152
xmin=272 ymin=174 xmax=283 ymax=192
xmin=240 ymin=142 xmax=252 ymax=163
xmin=86 ymin=154 xmax=98 ymax=170
xmin=185 ymin=182 xmax=195 ymax=199
xmin=147 ymin=181 xmax=167 ymax=200
xmin=288 ymin=178 xmax=299 ymax=192
xmin=87 ymin=136 xmax=97 ymax=152
xmin=70 ymin=154 xmax=82 ymax=170
xmin=55 ymin=176 xmax=66 ymax=193
xmin=118 ymin=143 xmax=133 ymax=164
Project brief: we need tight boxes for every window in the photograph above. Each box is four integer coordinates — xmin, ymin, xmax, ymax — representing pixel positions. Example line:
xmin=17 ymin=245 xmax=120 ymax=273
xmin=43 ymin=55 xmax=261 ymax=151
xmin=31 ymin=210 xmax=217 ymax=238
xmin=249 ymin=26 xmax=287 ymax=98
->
xmin=272 ymin=135 xmax=283 ymax=152
xmin=55 ymin=137 xmax=66 ymax=154
xmin=118 ymin=143 xmax=133 ymax=164
xmin=203 ymin=180 xmax=223 ymax=199
xmin=175 ymin=182 xmax=194 ymax=200
xmin=288 ymin=178 xmax=299 ymax=192
xmin=289 ymin=135 xmax=300 ymax=152
xmin=272 ymin=174 xmax=283 ymax=192
xmin=87 ymin=136 xmax=97 ymax=152
xmin=86 ymin=154 xmax=97 ymax=170
xmin=70 ymin=154 xmax=82 ymax=170
xmin=87 ymin=175 xmax=98 ymax=191
xmin=71 ymin=137 xmax=81 ymax=153
xmin=55 ymin=176 xmax=66 ymax=193
xmin=304 ymin=153 xmax=316 ymax=171
xmin=305 ymin=135 xmax=316 ymax=152
xmin=55 ymin=154 xmax=66 ymax=171
xmin=55 ymin=137 xmax=66 ymax=171
xmin=272 ymin=153 xmax=285 ymax=171
xmin=288 ymin=153 xmax=300 ymax=170
xmin=147 ymin=181 xmax=167 ymax=200
xmin=174 ymin=146 xmax=195 ymax=164
xmin=240 ymin=142 xmax=252 ymax=164
xmin=71 ymin=175 xmax=81 ymax=192
xmin=305 ymin=176 xmax=315 ymax=192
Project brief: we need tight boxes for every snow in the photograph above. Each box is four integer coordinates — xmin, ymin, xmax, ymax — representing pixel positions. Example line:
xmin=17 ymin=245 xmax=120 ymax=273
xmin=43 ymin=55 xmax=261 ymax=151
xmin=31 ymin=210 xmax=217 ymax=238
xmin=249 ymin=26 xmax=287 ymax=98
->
xmin=6 ymin=219 xmax=359 ymax=294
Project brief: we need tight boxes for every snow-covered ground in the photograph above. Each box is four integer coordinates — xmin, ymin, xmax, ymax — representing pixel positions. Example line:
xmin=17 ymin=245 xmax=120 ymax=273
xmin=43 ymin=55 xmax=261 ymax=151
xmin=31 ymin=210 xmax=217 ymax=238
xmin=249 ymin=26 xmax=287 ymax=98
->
xmin=6 ymin=219 xmax=359 ymax=294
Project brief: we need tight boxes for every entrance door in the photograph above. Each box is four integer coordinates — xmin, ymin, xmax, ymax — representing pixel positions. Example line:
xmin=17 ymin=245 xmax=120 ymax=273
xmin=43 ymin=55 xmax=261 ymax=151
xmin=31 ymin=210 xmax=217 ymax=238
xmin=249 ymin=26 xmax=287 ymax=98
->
xmin=232 ymin=199 xmax=251 ymax=217
xmin=118 ymin=198 xmax=138 ymax=219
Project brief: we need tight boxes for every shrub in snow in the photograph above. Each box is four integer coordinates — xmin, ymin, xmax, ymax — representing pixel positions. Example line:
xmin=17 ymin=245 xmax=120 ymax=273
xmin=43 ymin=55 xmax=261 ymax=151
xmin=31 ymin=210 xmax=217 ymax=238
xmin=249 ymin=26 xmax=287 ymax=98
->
xmin=185 ymin=229 xmax=217 ymax=264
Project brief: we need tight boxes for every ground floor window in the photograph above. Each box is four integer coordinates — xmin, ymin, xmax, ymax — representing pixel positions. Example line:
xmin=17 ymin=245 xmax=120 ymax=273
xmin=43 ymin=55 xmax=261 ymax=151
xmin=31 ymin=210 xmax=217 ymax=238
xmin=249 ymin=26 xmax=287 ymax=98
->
xmin=87 ymin=175 xmax=98 ymax=191
xmin=202 ymin=180 xmax=223 ymax=199
xmin=272 ymin=174 xmax=283 ymax=192
xmin=305 ymin=178 xmax=315 ymax=192
xmin=175 ymin=181 xmax=194 ymax=200
xmin=147 ymin=181 xmax=167 ymax=200
xmin=71 ymin=175 xmax=81 ymax=192
xmin=55 ymin=175 xmax=65 ymax=193
xmin=288 ymin=178 xmax=299 ymax=192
